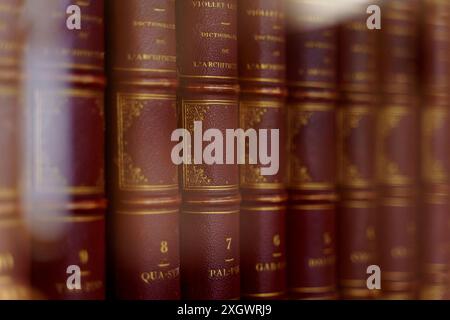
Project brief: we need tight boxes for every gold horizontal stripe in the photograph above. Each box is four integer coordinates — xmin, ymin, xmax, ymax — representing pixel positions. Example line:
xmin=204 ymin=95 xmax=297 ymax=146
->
xmin=184 ymin=197 xmax=241 ymax=205
xmin=183 ymin=210 xmax=239 ymax=215
xmin=240 ymin=77 xmax=285 ymax=84
xmin=291 ymin=103 xmax=335 ymax=112
xmin=289 ymin=183 xmax=335 ymax=191
xmin=241 ymin=183 xmax=286 ymax=190
xmin=32 ymin=200 xmax=107 ymax=211
xmin=119 ymin=185 xmax=179 ymax=192
xmin=116 ymin=80 xmax=176 ymax=87
xmin=43 ymin=73 xmax=105 ymax=86
xmin=0 ymin=219 xmax=23 ymax=228
xmin=49 ymin=63 xmax=104 ymax=71
xmin=182 ymin=99 xmax=237 ymax=105
xmin=121 ymin=198 xmax=180 ymax=206
xmin=241 ymin=206 xmax=286 ymax=212
xmin=0 ymin=86 xmax=18 ymax=96
xmin=116 ymin=209 xmax=178 ymax=216
xmin=34 ymin=215 xmax=104 ymax=223
xmin=291 ymin=194 xmax=338 ymax=201
xmin=290 ymin=286 xmax=336 ymax=294
xmin=117 ymin=92 xmax=176 ymax=100
xmin=240 ymin=101 xmax=283 ymax=108
xmin=243 ymin=195 xmax=288 ymax=203
xmin=288 ymin=81 xmax=336 ymax=89
xmin=183 ymin=185 xmax=239 ymax=191
xmin=113 ymin=67 xmax=176 ymax=73
xmin=179 ymin=74 xmax=238 ymax=80
xmin=242 ymin=291 xmax=285 ymax=298
xmin=341 ymin=288 xmax=380 ymax=298
xmin=292 ymin=91 xmax=337 ymax=100
xmin=0 ymin=188 xmax=18 ymax=198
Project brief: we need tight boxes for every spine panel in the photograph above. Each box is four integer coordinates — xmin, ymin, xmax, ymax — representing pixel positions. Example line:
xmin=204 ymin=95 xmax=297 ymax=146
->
xmin=238 ymin=0 xmax=287 ymax=300
xmin=107 ymin=0 xmax=181 ymax=299
xmin=176 ymin=0 xmax=241 ymax=300
xmin=286 ymin=0 xmax=338 ymax=300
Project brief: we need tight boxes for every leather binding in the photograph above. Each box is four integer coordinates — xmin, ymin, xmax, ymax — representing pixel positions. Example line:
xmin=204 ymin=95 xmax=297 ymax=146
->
xmin=377 ymin=0 xmax=420 ymax=299
xmin=107 ymin=0 xmax=180 ymax=300
xmin=24 ymin=0 xmax=106 ymax=299
xmin=337 ymin=6 xmax=379 ymax=300
xmin=418 ymin=0 xmax=450 ymax=300
xmin=0 ymin=0 xmax=34 ymax=300
xmin=286 ymin=0 xmax=338 ymax=300
xmin=238 ymin=0 xmax=287 ymax=300
xmin=176 ymin=0 xmax=240 ymax=299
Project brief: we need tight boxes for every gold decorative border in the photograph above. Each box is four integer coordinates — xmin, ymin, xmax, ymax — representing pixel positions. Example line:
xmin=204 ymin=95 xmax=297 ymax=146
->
xmin=240 ymin=100 xmax=284 ymax=189
xmin=182 ymin=99 xmax=239 ymax=191
xmin=117 ymin=92 xmax=178 ymax=191
xmin=34 ymin=89 xmax=104 ymax=195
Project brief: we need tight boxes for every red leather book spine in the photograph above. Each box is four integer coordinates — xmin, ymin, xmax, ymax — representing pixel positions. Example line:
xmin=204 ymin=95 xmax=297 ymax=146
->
xmin=337 ymin=8 xmax=379 ymax=299
xmin=107 ymin=0 xmax=180 ymax=300
xmin=176 ymin=0 xmax=240 ymax=300
xmin=419 ymin=0 xmax=450 ymax=300
xmin=0 ymin=0 xmax=33 ymax=299
xmin=378 ymin=0 xmax=420 ymax=299
xmin=238 ymin=0 xmax=287 ymax=300
xmin=25 ymin=0 xmax=106 ymax=299
xmin=286 ymin=0 xmax=338 ymax=300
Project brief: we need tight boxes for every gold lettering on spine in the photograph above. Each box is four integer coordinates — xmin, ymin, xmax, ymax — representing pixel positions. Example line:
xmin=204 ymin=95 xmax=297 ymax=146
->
xmin=192 ymin=61 xmax=237 ymax=70
xmin=191 ymin=1 xmax=236 ymax=10
xmin=208 ymin=266 xmax=240 ymax=279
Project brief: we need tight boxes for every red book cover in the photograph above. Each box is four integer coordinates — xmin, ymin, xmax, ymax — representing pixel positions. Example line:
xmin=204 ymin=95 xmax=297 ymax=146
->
xmin=337 ymin=5 xmax=379 ymax=299
xmin=176 ymin=0 xmax=241 ymax=300
xmin=238 ymin=0 xmax=287 ymax=300
xmin=377 ymin=0 xmax=420 ymax=299
xmin=286 ymin=0 xmax=338 ymax=300
xmin=24 ymin=0 xmax=106 ymax=299
xmin=419 ymin=0 xmax=450 ymax=300
xmin=0 ymin=0 xmax=33 ymax=299
xmin=107 ymin=0 xmax=181 ymax=300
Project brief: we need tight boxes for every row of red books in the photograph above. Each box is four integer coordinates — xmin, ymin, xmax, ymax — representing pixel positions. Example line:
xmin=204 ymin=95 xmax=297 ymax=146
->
xmin=0 ymin=0 xmax=449 ymax=300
